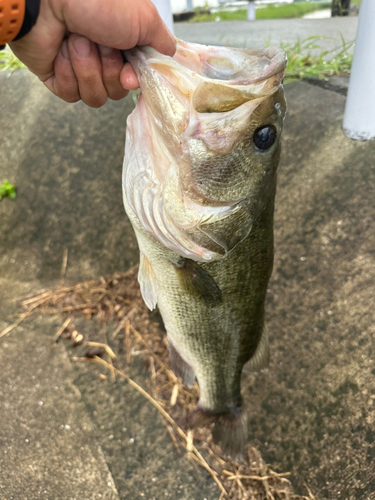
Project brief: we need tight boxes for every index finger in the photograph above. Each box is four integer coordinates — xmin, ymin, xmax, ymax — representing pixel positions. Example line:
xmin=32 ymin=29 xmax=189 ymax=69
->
xmin=61 ymin=0 xmax=176 ymax=57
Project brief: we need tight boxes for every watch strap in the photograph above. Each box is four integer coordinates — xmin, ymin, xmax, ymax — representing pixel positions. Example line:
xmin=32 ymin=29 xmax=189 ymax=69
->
xmin=0 ymin=0 xmax=25 ymax=45
xmin=14 ymin=0 xmax=40 ymax=41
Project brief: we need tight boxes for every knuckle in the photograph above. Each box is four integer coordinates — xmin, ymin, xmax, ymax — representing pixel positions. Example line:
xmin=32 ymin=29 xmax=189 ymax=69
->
xmin=103 ymin=67 xmax=121 ymax=82
xmin=102 ymin=56 xmax=123 ymax=82
xmin=55 ymin=85 xmax=80 ymax=104
xmin=65 ymin=95 xmax=81 ymax=104
xmin=108 ymin=89 xmax=128 ymax=101
xmin=83 ymin=93 xmax=107 ymax=108
xmin=55 ymin=80 xmax=80 ymax=103
xmin=78 ymin=72 xmax=100 ymax=85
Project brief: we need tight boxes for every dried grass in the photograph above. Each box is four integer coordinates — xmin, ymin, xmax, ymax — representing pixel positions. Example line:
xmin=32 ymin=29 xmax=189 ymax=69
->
xmin=10 ymin=266 xmax=316 ymax=500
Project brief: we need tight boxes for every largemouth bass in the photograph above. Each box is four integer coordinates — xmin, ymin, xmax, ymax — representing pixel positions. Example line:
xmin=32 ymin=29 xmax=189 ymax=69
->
xmin=123 ymin=40 xmax=287 ymax=456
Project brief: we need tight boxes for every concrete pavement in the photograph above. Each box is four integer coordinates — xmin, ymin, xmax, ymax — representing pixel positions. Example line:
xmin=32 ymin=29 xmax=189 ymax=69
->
xmin=175 ymin=17 xmax=358 ymax=53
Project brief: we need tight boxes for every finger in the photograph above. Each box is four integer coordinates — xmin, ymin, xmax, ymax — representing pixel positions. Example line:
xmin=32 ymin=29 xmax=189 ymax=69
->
xmin=120 ymin=63 xmax=139 ymax=91
xmin=43 ymin=40 xmax=80 ymax=103
xmin=138 ymin=1 xmax=176 ymax=57
xmin=61 ymin=0 xmax=176 ymax=57
xmin=97 ymin=45 xmax=129 ymax=101
xmin=68 ymin=34 xmax=108 ymax=108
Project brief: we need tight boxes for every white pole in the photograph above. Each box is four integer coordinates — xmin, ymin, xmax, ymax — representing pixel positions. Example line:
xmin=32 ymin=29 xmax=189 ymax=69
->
xmin=343 ymin=0 xmax=375 ymax=140
xmin=151 ymin=0 xmax=174 ymax=34
xmin=247 ymin=0 xmax=256 ymax=21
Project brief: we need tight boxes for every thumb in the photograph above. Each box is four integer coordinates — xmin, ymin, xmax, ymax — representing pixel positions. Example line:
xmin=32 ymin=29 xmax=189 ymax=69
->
xmin=135 ymin=2 xmax=176 ymax=57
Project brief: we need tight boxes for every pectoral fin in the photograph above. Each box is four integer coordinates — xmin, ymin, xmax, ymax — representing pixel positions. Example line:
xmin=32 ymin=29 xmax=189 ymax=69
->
xmin=138 ymin=252 xmax=158 ymax=311
xmin=174 ymin=258 xmax=222 ymax=303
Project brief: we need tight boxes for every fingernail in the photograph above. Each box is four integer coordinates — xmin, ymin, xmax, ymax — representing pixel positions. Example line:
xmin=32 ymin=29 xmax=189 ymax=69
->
xmin=98 ymin=44 xmax=114 ymax=56
xmin=73 ymin=36 xmax=91 ymax=57
xmin=61 ymin=40 xmax=69 ymax=59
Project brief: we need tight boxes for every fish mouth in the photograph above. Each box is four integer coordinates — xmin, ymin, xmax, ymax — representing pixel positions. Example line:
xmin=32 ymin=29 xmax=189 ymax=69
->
xmin=125 ymin=40 xmax=286 ymax=114
xmin=174 ymin=38 xmax=287 ymax=86
xmin=125 ymin=39 xmax=286 ymax=85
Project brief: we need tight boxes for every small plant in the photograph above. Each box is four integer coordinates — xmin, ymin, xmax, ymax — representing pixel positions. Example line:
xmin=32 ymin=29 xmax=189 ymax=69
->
xmin=281 ymin=35 xmax=354 ymax=82
xmin=0 ymin=180 xmax=17 ymax=200
xmin=0 ymin=48 xmax=26 ymax=73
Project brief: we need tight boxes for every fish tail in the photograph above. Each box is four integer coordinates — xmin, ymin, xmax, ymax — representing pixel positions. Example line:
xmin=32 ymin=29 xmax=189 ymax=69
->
xmin=190 ymin=406 xmax=248 ymax=457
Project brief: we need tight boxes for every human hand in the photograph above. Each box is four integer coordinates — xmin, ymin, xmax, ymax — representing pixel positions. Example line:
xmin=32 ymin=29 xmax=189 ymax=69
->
xmin=9 ymin=0 xmax=176 ymax=107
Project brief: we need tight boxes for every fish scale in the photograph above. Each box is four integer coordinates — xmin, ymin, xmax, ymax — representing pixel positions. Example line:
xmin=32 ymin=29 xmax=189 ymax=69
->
xmin=123 ymin=39 xmax=286 ymax=456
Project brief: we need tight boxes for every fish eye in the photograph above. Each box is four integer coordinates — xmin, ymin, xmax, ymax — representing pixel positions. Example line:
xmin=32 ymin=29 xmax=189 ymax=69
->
xmin=253 ymin=125 xmax=277 ymax=151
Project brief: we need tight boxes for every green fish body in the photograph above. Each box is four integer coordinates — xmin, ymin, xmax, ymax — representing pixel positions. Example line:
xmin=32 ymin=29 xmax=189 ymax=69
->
xmin=123 ymin=40 xmax=287 ymax=455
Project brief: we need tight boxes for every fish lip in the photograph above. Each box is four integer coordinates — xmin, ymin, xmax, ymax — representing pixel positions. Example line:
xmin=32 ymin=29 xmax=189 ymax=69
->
xmin=241 ymin=48 xmax=287 ymax=85
xmin=124 ymin=42 xmax=287 ymax=88
xmin=174 ymin=40 xmax=287 ymax=86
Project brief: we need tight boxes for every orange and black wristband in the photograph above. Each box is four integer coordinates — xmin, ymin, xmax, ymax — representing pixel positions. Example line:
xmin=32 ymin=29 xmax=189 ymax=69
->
xmin=0 ymin=0 xmax=41 ymax=49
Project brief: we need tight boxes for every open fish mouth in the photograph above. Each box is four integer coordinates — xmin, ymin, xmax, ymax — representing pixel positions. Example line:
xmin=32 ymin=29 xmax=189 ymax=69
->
xmin=125 ymin=39 xmax=287 ymax=87
xmin=125 ymin=39 xmax=287 ymax=113
xmin=174 ymin=39 xmax=286 ymax=85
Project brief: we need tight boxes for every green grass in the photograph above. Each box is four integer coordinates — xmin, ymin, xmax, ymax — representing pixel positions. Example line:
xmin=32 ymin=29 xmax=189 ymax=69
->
xmin=192 ymin=9 xmax=246 ymax=22
xmin=0 ymin=49 xmax=26 ymax=72
xmin=191 ymin=2 xmax=331 ymax=22
xmin=258 ymin=2 xmax=331 ymax=19
xmin=0 ymin=180 xmax=16 ymax=201
xmin=282 ymin=36 xmax=354 ymax=82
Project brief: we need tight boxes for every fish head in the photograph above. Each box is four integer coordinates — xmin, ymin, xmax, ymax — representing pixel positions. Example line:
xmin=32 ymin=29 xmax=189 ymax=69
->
xmin=173 ymin=41 xmax=287 ymax=205
xmin=183 ymin=85 xmax=286 ymax=206
xmin=124 ymin=41 xmax=287 ymax=260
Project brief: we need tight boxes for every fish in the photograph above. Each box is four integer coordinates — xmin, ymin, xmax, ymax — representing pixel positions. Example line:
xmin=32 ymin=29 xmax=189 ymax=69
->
xmin=122 ymin=39 xmax=287 ymax=456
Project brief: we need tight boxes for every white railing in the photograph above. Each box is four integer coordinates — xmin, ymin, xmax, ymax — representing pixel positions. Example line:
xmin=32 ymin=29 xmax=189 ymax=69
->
xmin=343 ymin=0 xmax=375 ymax=141
xmin=151 ymin=0 xmax=174 ymax=32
